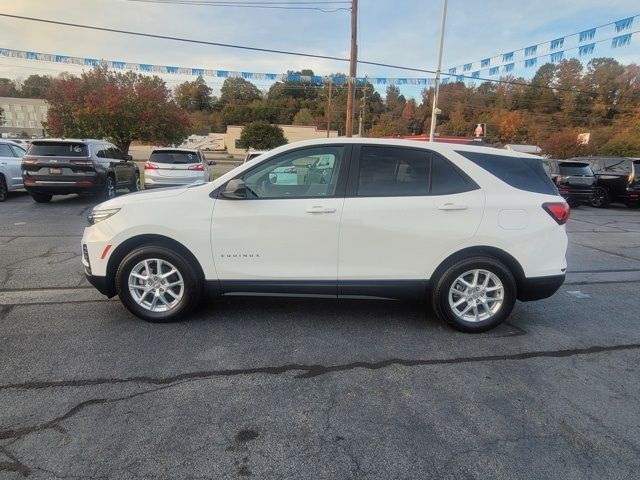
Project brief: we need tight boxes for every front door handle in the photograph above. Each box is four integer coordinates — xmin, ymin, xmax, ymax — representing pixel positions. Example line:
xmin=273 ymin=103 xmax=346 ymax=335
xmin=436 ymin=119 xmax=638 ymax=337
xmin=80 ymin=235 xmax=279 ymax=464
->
xmin=438 ymin=203 xmax=468 ymax=211
xmin=306 ymin=206 xmax=336 ymax=214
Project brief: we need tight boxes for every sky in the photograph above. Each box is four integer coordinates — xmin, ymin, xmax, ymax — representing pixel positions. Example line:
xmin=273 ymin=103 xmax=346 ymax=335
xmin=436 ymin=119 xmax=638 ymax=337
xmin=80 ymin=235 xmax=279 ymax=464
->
xmin=0 ymin=0 xmax=639 ymax=99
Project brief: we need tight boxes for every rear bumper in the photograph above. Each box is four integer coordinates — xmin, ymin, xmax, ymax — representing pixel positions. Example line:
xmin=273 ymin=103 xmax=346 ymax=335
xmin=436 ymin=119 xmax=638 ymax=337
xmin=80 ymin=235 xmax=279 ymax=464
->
xmin=24 ymin=177 xmax=105 ymax=195
xmin=557 ymin=187 xmax=594 ymax=204
xmin=518 ymin=274 xmax=565 ymax=301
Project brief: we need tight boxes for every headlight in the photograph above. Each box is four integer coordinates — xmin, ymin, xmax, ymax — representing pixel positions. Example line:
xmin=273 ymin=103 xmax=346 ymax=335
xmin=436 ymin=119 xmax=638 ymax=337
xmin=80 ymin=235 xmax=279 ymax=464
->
xmin=87 ymin=208 xmax=120 ymax=225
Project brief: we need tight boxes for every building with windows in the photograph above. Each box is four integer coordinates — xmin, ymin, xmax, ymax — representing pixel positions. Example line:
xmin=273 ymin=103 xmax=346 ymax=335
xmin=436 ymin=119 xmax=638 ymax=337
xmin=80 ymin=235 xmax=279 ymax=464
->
xmin=0 ymin=97 xmax=48 ymax=138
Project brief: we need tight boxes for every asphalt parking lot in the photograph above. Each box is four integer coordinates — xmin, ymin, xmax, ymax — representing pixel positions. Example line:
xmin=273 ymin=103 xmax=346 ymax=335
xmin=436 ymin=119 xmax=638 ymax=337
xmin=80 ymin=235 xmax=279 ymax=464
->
xmin=1 ymin=191 xmax=639 ymax=479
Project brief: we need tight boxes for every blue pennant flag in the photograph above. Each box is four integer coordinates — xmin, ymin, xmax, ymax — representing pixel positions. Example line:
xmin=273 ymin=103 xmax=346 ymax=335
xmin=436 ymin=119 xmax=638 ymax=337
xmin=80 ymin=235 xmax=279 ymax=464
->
xmin=525 ymin=45 xmax=537 ymax=57
xmin=550 ymin=38 xmax=564 ymax=50
xmin=311 ymin=76 xmax=324 ymax=84
xmin=264 ymin=73 xmax=277 ymax=80
xmin=333 ymin=76 xmax=346 ymax=84
xmin=550 ymin=51 xmax=564 ymax=62
xmin=111 ymin=61 xmax=125 ymax=69
xmin=471 ymin=71 xmax=480 ymax=78
xmin=489 ymin=66 xmax=499 ymax=76
xmin=139 ymin=64 xmax=152 ymax=72
xmin=241 ymin=72 xmax=253 ymax=79
xmin=463 ymin=63 xmax=472 ymax=72
xmin=579 ymin=28 xmax=596 ymax=42
xmin=481 ymin=58 xmax=490 ymax=68
xmin=504 ymin=63 xmax=514 ymax=73
xmin=612 ymin=34 xmax=632 ymax=48
xmin=55 ymin=55 xmax=68 ymax=63
xmin=191 ymin=68 xmax=204 ymax=76
xmin=615 ymin=17 xmax=634 ymax=32
xmin=525 ymin=58 xmax=537 ymax=68
xmin=84 ymin=58 xmax=99 ymax=67
xmin=578 ymin=43 xmax=595 ymax=56
xmin=448 ymin=67 xmax=456 ymax=74
xmin=216 ymin=70 xmax=229 ymax=77
xmin=502 ymin=52 xmax=514 ymax=62
xmin=442 ymin=77 xmax=449 ymax=84
xmin=165 ymin=66 xmax=178 ymax=74
xmin=456 ymin=75 xmax=464 ymax=82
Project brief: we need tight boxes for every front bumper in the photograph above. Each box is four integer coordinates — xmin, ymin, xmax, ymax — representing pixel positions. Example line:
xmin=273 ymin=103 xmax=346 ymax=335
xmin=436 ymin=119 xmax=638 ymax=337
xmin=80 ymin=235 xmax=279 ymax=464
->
xmin=518 ymin=274 xmax=565 ymax=301
xmin=85 ymin=269 xmax=116 ymax=298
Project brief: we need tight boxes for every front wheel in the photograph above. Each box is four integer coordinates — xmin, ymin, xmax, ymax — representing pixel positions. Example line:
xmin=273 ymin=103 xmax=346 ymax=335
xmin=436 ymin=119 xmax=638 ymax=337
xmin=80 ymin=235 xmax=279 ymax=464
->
xmin=0 ymin=175 xmax=7 ymax=202
xmin=115 ymin=245 xmax=202 ymax=322
xmin=590 ymin=187 xmax=609 ymax=208
xmin=103 ymin=175 xmax=116 ymax=199
xmin=432 ymin=257 xmax=517 ymax=333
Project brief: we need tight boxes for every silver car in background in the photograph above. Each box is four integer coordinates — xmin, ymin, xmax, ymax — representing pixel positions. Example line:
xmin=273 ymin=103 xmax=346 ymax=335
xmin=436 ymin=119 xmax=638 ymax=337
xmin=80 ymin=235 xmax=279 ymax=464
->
xmin=144 ymin=148 xmax=210 ymax=189
xmin=0 ymin=140 xmax=27 ymax=202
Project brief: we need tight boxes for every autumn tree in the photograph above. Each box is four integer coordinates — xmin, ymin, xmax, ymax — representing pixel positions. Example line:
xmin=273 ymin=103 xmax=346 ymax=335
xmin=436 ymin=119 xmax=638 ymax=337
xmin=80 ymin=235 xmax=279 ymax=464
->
xmin=44 ymin=65 xmax=191 ymax=153
xmin=237 ymin=121 xmax=287 ymax=150
xmin=541 ymin=131 xmax=589 ymax=159
xmin=220 ymin=77 xmax=262 ymax=105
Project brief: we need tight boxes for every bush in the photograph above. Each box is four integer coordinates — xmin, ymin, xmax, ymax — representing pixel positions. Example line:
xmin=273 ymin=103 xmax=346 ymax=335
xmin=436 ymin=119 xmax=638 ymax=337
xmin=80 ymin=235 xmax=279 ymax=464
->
xmin=237 ymin=121 xmax=287 ymax=150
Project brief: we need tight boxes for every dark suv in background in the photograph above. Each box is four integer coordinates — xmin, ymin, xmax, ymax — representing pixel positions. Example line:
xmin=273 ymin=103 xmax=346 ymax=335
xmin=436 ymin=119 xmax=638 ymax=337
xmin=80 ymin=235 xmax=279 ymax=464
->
xmin=572 ymin=156 xmax=640 ymax=208
xmin=542 ymin=159 xmax=596 ymax=207
xmin=22 ymin=139 xmax=139 ymax=203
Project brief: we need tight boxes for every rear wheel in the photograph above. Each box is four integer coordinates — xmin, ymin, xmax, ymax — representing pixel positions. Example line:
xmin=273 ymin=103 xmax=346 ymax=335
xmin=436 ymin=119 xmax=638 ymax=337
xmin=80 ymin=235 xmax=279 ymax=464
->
xmin=30 ymin=192 xmax=53 ymax=203
xmin=104 ymin=175 xmax=116 ymax=199
xmin=115 ymin=244 xmax=202 ymax=322
xmin=590 ymin=186 xmax=609 ymax=208
xmin=0 ymin=175 xmax=7 ymax=202
xmin=129 ymin=172 xmax=140 ymax=193
xmin=432 ymin=257 xmax=517 ymax=333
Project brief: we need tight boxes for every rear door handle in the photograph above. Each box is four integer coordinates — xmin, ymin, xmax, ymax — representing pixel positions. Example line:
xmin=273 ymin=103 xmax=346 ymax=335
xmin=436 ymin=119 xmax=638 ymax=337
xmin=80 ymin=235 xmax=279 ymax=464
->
xmin=306 ymin=206 xmax=336 ymax=214
xmin=438 ymin=203 xmax=468 ymax=211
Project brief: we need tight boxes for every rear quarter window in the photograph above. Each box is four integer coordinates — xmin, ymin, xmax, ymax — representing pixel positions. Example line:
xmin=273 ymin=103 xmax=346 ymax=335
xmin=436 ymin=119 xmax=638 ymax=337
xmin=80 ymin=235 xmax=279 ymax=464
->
xmin=28 ymin=142 xmax=88 ymax=157
xmin=456 ymin=150 xmax=558 ymax=195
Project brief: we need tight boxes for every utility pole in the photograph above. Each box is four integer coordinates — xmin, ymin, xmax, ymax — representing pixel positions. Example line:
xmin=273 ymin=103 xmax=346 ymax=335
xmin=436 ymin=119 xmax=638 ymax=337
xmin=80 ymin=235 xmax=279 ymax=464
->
xmin=358 ymin=84 xmax=367 ymax=137
xmin=429 ymin=0 xmax=448 ymax=142
xmin=345 ymin=0 xmax=358 ymax=137
xmin=326 ymin=78 xmax=333 ymax=138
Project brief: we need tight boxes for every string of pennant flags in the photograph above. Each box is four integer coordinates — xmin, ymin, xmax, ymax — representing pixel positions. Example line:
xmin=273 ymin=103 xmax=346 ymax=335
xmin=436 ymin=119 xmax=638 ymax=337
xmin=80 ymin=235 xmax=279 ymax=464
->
xmin=0 ymin=47 xmax=439 ymax=87
xmin=446 ymin=15 xmax=638 ymax=81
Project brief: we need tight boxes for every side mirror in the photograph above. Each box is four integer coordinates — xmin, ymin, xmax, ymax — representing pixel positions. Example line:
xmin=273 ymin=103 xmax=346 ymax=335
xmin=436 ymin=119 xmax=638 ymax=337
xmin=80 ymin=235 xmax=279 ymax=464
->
xmin=221 ymin=179 xmax=246 ymax=199
xmin=124 ymin=154 xmax=133 ymax=161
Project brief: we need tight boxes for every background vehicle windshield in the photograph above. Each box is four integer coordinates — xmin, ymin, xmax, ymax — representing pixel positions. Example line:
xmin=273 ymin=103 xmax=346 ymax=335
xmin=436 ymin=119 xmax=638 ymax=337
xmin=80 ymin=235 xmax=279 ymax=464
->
xmin=558 ymin=163 xmax=593 ymax=175
xmin=150 ymin=151 xmax=200 ymax=164
xmin=28 ymin=142 xmax=88 ymax=157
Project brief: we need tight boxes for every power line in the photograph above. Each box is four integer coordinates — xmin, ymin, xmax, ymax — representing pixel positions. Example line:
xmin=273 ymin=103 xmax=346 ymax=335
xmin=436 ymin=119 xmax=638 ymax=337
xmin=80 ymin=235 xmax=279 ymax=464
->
xmin=0 ymin=13 xmax=608 ymax=95
xmin=127 ymin=0 xmax=351 ymax=12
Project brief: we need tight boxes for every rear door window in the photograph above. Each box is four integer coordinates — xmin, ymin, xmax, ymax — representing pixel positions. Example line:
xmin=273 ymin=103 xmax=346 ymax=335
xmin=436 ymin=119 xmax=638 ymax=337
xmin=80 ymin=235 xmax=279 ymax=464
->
xmin=456 ymin=150 xmax=557 ymax=195
xmin=150 ymin=151 xmax=200 ymax=164
xmin=357 ymin=146 xmax=430 ymax=196
xmin=28 ymin=142 xmax=88 ymax=157
xmin=0 ymin=144 xmax=13 ymax=157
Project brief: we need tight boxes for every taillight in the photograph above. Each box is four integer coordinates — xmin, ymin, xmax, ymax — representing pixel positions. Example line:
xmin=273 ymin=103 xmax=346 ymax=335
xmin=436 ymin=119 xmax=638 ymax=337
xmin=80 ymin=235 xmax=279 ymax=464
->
xmin=188 ymin=164 xmax=205 ymax=171
xmin=542 ymin=202 xmax=570 ymax=225
xmin=21 ymin=158 xmax=37 ymax=165
xmin=144 ymin=162 xmax=158 ymax=170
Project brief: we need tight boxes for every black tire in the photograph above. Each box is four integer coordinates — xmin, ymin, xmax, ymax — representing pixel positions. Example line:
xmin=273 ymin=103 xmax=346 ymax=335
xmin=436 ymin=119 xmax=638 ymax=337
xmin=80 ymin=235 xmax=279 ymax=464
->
xmin=0 ymin=175 xmax=7 ymax=202
xmin=103 ymin=175 xmax=116 ymax=199
xmin=129 ymin=172 xmax=140 ymax=193
xmin=30 ymin=192 xmax=53 ymax=203
xmin=590 ymin=186 xmax=609 ymax=208
xmin=115 ymin=244 xmax=202 ymax=322
xmin=431 ymin=256 xmax=517 ymax=333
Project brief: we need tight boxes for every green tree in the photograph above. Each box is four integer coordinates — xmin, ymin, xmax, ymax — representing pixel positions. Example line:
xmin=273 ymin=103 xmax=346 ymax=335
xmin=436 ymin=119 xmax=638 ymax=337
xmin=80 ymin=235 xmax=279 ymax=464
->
xmin=237 ymin=121 xmax=287 ymax=150
xmin=292 ymin=108 xmax=315 ymax=126
xmin=44 ymin=65 xmax=191 ymax=153
xmin=220 ymin=77 xmax=262 ymax=105
xmin=0 ymin=78 xmax=18 ymax=97
xmin=19 ymin=74 xmax=52 ymax=98
xmin=174 ymin=76 xmax=214 ymax=112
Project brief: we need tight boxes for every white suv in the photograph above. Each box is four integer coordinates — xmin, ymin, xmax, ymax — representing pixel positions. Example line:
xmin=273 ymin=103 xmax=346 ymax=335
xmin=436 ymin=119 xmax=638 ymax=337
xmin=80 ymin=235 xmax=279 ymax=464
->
xmin=82 ymin=139 xmax=569 ymax=332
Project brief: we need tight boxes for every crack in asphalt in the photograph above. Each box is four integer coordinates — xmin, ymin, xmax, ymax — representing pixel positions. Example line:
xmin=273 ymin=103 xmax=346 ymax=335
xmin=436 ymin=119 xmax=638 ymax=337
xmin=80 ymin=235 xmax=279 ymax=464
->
xmin=569 ymin=240 xmax=640 ymax=263
xmin=1 ymin=343 xmax=639 ymax=393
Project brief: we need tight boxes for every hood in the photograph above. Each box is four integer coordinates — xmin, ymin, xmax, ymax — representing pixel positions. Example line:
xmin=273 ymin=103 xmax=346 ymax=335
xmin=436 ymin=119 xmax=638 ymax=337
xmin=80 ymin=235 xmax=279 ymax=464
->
xmin=95 ymin=186 xmax=188 ymax=210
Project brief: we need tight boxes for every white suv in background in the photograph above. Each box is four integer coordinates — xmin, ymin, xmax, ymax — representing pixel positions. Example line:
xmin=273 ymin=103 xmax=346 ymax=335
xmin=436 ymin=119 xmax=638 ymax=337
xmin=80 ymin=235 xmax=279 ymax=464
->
xmin=0 ymin=140 xmax=27 ymax=201
xmin=82 ymin=139 xmax=569 ymax=332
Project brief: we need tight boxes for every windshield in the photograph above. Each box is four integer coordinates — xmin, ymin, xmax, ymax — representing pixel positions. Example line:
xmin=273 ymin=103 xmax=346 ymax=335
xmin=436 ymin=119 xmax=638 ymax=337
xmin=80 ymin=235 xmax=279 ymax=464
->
xmin=150 ymin=151 xmax=200 ymax=164
xmin=28 ymin=142 xmax=88 ymax=157
xmin=558 ymin=163 xmax=593 ymax=176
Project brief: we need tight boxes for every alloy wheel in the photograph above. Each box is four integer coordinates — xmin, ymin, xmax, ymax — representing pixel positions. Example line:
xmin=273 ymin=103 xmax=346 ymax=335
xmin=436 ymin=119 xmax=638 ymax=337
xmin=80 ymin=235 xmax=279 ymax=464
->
xmin=448 ymin=269 xmax=504 ymax=323
xmin=128 ymin=258 xmax=184 ymax=312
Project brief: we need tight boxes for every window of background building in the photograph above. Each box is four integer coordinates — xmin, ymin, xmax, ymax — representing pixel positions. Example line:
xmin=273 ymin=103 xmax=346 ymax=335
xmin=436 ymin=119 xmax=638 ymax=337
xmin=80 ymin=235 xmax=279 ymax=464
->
xmin=27 ymin=105 xmax=34 ymax=113
xmin=16 ymin=119 xmax=24 ymax=127
xmin=29 ymin=120 xmax=36 ymax=128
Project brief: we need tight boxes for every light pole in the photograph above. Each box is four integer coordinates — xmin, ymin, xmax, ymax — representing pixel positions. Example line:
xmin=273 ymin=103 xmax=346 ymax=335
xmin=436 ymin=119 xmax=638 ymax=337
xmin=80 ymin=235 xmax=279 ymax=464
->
xmin=345 ymin=0 xmax=358 ymax=137
xmin=429 ymin=0 xmax=448 ymax=142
